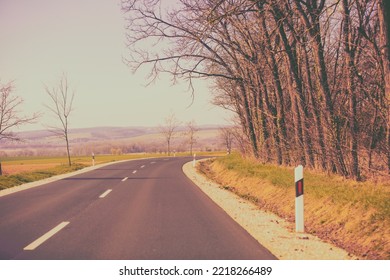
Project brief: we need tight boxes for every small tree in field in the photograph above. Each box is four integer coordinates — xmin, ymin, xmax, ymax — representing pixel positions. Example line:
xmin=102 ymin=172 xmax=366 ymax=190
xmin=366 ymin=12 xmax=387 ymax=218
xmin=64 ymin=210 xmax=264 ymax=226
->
xmin=219 ymin=127 xmax=234 ymax=155
xmin=185 ymin=120 xmax=198 ymax=155
xmin=159 ymin=113 xmax=180 ymax=156
xmin=44 ymin=74 xmax=75 ymax=166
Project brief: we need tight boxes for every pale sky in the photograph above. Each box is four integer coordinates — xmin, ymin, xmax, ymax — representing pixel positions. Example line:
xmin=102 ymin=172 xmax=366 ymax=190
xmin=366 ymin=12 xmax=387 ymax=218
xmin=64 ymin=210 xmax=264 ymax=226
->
xmin=0 ymin=0 xmax=231 ymax=131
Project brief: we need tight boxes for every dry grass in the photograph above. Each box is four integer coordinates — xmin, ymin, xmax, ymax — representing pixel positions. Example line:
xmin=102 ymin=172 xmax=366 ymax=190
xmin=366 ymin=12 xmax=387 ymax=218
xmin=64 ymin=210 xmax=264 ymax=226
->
xmin=198 ymin=154 xmax=390 ymax=260
xmin=1 ymin=163 xmax=60 ymax=175
xmin=0 ymin=164 xmax=86 ymax=190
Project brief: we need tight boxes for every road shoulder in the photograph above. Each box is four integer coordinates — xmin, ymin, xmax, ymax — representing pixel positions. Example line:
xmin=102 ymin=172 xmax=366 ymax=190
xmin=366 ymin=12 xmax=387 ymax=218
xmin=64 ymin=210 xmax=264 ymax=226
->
xmin=183 ymin=160 xmax=356 ymax=260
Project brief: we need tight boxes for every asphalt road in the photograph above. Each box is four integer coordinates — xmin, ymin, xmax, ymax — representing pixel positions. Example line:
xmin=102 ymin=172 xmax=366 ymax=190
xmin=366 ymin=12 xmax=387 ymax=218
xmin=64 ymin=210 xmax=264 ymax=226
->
xmin=0 ymin=157 xmax=277 ymax=260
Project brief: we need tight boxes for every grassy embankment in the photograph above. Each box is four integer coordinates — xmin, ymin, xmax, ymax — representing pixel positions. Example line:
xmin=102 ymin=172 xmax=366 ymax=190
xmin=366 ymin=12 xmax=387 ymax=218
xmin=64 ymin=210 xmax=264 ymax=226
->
xmin=0 ymin=152 xmax=222 ymax=190
xmin=198 ymin=153 xmax=390 ymax=260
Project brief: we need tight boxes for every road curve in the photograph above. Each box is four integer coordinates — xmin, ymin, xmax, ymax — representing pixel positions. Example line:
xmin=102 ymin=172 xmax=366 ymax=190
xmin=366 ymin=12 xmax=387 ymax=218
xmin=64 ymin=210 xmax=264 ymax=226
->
xmin=0 ymin=157 xmax=277 ymax=260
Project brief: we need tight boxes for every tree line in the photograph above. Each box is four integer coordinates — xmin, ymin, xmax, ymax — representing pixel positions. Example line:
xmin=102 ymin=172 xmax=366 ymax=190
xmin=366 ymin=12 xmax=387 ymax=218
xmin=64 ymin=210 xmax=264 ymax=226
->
xmin=122 ymin=0 xmax=390 ymax=180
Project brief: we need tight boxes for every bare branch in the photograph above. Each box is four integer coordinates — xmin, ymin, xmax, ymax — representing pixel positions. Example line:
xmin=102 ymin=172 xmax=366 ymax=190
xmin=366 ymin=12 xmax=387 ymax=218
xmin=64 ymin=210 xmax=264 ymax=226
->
xmin=0 ymin=81 xmax=38 ymax=142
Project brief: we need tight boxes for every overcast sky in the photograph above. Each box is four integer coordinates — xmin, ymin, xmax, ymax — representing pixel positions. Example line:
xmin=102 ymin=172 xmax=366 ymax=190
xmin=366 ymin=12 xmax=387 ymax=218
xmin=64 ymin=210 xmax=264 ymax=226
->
xmin=0 ymin=0 xmax=231 ymax=131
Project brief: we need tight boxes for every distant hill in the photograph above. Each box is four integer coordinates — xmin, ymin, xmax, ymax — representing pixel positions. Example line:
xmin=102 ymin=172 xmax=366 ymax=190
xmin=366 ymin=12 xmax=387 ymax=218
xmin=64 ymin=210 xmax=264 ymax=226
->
xmin=0 ymin=125 xmax=225 ymax=156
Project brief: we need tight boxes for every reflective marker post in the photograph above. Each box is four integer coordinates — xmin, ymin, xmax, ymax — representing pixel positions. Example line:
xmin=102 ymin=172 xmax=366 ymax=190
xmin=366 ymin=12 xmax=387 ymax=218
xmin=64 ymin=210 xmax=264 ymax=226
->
xmin=92 ymin=153 xmax=95 ymax=167
xmin=193 ymin=153 xmax=196 ymax=167
xmin=295 ymin=165 xmax=304 ymax=232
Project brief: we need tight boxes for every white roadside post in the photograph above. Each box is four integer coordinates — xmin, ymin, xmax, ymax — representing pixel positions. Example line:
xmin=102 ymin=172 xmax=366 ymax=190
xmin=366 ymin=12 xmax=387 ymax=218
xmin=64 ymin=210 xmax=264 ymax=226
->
xmin=295 ymin=165 xmax=304 ymax=233
xmin=92 ymin=152 xmax=95 ymax=167
xmin=193 ymin=153 xmax=196 ymax=167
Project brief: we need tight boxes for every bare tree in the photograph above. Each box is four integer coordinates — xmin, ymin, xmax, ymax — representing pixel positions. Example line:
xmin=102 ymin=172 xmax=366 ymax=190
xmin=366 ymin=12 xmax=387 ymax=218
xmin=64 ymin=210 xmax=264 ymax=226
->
xmin=0 ymin=81 xmax=38 ymax=141
xmin=185 ymin=120 xmax=199 ymax=155
xmin=44 ymin=74 xmax=75 ymax=166
xmin=219 ymin=127 xmax=234 ymax=155
xmin=0 ymin=80 xmax=38 ymax=175
xmin=159 ymin=113 xmax=180 ymax=156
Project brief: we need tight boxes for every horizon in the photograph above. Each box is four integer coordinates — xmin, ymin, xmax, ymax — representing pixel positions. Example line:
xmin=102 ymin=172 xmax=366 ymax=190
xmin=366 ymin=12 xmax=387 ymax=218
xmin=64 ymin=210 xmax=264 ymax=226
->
xmin=15 ymin=123 xmax=229 ymax=134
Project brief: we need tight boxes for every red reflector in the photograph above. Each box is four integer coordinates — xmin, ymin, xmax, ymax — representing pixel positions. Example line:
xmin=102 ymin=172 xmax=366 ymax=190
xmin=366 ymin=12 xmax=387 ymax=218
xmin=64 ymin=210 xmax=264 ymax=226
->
xmin=298 ymin=181 xmax=302 ymax=194
xmin=295 ymin=179 xmax=304 ymax=197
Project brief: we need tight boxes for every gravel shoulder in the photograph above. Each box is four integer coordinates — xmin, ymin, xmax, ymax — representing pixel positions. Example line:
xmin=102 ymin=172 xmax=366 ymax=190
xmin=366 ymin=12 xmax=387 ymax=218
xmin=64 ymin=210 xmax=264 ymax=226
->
xmin=183 ymin=160 xmax=357 ymax=260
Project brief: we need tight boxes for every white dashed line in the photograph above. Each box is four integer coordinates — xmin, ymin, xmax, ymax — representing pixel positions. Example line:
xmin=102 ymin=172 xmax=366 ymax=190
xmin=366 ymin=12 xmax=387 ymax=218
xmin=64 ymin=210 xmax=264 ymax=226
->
xmin=140 ymin=165 xmax=145 ymax=169
xmin=150 ymin=162 xmax=156 ymax=164
xmin=132 ymin=170 xmax=137 ymax=174
xmin=24 ymin=222 xmax=70 ymax=251
xmin=99 ymin=189 xmax=112 ymax=198
xmin=122 ymin=177 xmax=128 ymax=182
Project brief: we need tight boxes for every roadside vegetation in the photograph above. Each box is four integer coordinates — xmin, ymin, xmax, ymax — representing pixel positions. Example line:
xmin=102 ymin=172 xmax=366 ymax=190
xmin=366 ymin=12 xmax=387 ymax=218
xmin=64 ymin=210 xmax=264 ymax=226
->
xmin=0 ymin=163 xmax=85 ymax=190
xmin=198 ymin=154 xmax=390 ymax=260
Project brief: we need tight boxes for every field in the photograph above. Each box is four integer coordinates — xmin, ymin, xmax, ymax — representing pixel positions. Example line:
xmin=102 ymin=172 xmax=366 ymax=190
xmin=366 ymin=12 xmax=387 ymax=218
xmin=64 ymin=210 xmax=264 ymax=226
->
xmin=0 ymin=154 xmax=164 ymax=175
xmin=198 ymin=153 xmax=390 ymax=260
xmin=0 ymin=152 xmax=224 ymax=190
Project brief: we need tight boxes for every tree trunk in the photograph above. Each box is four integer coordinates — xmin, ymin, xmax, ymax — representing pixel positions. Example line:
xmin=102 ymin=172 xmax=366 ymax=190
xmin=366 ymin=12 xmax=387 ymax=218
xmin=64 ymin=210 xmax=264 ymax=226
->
xmin=378 ymin=0 xmax=390 ymax=174
xmin=368 ymin=104 xmax=379 ymax=169
xmin=238 ymin=81 xmax=259 ymax=158
xmin=260 ymin=73 xmax=283 ymax=165
xmin=65 ymin=135 xmax=71 ymax=167
xmin=302 ymin=37 xmax=327 ymax=170
xmin=257 ymin=74 xmax=271 ymax=162
xmin=262 ymin=16 xmax=289 ymax=164
xmin=342 ymin=0 xmax=360 ymax=180
xmin=272 ymin=3 xmax=314 ymax=168
xmin=294 ymin=2 xmax=348 ymax=175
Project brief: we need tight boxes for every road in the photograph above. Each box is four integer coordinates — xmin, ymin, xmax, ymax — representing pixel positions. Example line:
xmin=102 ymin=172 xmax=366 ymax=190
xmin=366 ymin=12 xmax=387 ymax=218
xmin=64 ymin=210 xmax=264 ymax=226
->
xmin=0 ymin=157 xmax=277 ymax=260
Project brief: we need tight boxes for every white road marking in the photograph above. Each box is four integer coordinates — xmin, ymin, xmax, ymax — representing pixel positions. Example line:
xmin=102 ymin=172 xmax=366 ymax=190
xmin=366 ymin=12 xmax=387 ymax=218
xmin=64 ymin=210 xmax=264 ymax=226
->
xmin=121 ymin=177 xmax=128 ymax=182
xmin=24 ymin=222 xmax=70 ymax=250
xmin=132 ymin=170 xmax=137 ymax=174
xmin=163 ymin=159 xmax=169 ymax=161
xmin=140 ymin=165 xmax=145 ymax=169
xmin=150 ymin=162 xmax=156 ymax=164
xmin=99 ymin=189 xmax=112 ymax=198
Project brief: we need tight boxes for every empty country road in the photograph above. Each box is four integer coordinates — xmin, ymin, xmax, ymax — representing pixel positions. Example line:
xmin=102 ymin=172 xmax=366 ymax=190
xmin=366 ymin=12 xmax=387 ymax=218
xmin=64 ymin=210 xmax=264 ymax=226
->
xmin=0 ymin=157 xmax=276 ymax=260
